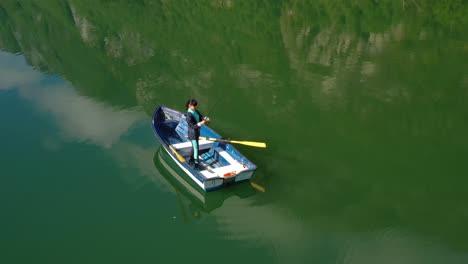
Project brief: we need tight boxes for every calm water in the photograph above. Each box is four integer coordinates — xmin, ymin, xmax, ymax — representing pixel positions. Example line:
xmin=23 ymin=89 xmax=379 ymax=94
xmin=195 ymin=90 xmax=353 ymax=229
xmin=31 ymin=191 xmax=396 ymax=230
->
xmin=1 ymin=1 xmax=467 ymax=263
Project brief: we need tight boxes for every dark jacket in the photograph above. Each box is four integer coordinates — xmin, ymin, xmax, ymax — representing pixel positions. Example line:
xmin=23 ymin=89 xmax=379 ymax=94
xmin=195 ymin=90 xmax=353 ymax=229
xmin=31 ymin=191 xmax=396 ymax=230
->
xmin=186 ymin=110 xmax=204 ymax=140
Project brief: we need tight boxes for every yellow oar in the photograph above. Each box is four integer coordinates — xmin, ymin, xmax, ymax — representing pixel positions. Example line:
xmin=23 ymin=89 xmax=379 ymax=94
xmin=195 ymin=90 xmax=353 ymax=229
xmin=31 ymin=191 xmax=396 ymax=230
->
xmin=250 ymin=182 xmax=265 ymax=192
xmin=168 ymin=143 xmax=186 ymax=163
xmin=199 ymin=136 xmax=267 ymax=148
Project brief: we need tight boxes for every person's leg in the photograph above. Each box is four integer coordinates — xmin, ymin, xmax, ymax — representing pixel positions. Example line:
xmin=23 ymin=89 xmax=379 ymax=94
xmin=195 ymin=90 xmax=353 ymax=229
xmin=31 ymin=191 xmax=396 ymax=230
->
xmin=188 ymin=144 xmax=194 ymax=163
xmin=191 ymin=139 xmax=199 ymax=164
xmin=195 ymin=139 xmax=200 ymax=163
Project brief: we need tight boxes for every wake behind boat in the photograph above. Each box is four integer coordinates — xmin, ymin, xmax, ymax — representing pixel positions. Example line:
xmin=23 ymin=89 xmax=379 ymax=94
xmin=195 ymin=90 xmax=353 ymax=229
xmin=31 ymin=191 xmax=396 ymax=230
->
xmin=152 ymin=105 xmax=257 ymax=192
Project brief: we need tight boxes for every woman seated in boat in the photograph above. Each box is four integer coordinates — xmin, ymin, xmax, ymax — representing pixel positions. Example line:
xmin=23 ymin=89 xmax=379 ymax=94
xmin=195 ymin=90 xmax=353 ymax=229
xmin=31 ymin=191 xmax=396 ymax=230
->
xmin=185 ymin=98 xmax=210 ymax=168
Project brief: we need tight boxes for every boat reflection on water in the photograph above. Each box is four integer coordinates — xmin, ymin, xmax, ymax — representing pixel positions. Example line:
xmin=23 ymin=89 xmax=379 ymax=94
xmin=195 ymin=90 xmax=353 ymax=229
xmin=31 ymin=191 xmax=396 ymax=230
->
xmin=153 ymin=146 xmax=256 ymax=220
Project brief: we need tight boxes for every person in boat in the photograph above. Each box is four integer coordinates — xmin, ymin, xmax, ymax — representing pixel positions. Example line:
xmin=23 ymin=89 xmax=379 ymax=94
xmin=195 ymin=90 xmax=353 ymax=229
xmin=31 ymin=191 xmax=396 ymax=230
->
xmin=185 ymin=98 xmax=210 ymax=168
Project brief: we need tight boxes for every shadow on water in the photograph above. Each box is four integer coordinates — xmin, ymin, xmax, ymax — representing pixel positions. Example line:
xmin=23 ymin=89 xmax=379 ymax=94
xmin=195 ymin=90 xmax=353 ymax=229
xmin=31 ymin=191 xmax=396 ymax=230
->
xmin=153 ymin=146 xmax=256 ymax=220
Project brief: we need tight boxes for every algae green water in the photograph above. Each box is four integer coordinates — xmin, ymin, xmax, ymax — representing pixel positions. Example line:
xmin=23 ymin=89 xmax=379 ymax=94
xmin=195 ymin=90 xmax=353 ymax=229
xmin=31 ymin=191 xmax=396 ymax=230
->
xmin=1 ymin=1 xmax=467 ymax=263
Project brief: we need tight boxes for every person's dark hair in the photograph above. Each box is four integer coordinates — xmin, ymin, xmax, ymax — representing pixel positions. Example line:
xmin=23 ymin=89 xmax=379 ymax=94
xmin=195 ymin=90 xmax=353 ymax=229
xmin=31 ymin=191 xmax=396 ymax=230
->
xmin=185 ymin=98 xmax=198 ymax=109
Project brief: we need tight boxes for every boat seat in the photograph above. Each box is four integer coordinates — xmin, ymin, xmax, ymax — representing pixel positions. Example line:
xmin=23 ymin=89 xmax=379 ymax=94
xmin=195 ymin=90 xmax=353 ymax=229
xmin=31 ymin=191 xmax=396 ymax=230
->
xmin=199 ymin=148 xmax=249 ymax=179
xmin=210 ymin=147 xmax=247 ymax=177
xmin=215 ymin=147 xmax=238 ymax=165
xmin=171 ymin=140 xmax=214 ymax=152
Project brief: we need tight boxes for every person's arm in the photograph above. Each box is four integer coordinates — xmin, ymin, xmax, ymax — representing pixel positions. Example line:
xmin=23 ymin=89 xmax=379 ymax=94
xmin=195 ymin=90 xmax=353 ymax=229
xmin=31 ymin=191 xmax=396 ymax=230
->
xmin=186 ymin=113 xmax=205 ymax=128
xmin=197 ymin=110 xmax=210 ymax=124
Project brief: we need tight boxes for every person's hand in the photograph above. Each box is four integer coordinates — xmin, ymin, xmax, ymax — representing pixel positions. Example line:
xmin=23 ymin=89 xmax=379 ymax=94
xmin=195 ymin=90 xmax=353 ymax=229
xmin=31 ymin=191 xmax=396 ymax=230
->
xmin=199 ymin=117 xmax=210 ymax=126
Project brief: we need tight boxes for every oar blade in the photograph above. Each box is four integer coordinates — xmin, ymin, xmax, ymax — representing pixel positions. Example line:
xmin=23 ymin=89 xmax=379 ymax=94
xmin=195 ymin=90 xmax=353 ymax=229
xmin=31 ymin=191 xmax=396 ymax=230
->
xmin=169 ymin=145 xmax=186 ymax=163
xmin=233 ymin=141 xmax=267 ymax=148
xmin=250 ymin=182 xmax=265 ymax=192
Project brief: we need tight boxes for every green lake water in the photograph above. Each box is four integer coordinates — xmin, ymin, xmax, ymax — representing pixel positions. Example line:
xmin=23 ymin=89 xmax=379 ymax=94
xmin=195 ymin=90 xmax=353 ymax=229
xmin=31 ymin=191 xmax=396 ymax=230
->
xmin=1 ymin=1 xmax=467 ymax=263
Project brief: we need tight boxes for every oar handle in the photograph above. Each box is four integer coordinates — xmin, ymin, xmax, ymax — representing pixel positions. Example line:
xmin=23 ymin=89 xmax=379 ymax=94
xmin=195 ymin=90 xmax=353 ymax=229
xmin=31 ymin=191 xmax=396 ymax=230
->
xmin=187 ymin=136 xmax=226 ymax=142
xmin=200 ymin=136 xmax=227 ymax=142
xmin=199 ymin=136 xmax=267 ymax=148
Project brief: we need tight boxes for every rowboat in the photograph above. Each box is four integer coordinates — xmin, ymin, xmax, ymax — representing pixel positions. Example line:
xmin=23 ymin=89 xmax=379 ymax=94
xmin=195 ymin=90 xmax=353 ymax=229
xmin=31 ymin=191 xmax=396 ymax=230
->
xmin=152 ymin=105 xmax=257 ymax=192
